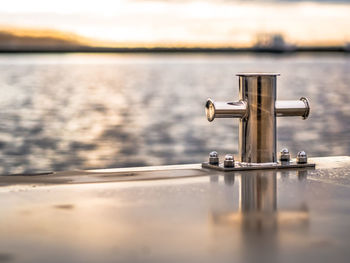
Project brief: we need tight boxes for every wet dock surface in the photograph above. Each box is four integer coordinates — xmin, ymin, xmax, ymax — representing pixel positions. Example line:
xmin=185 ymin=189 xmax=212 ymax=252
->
xmin=0 ymin=156 xmax=350 ymax=263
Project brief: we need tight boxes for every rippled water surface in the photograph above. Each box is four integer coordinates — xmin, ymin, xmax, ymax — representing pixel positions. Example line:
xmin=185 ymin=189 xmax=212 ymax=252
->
xmin=0 ymin=53 xmax=349 ymax=174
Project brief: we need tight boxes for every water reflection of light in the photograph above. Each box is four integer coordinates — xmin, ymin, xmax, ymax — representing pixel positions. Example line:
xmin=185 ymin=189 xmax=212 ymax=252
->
xmin=207 ymin=170 xmax=317 ymax=263
xmin=211 ymin=170 xmax=309 ymax=231
xmin=0 ymin=54 xmax=349 ymax=174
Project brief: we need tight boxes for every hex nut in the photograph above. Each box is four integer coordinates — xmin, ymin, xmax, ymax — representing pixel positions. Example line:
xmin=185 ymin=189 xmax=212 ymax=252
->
xmin=296 ymin=151 xmax=308 ymax=164
xmin=209 ymin=151 xmax=219 ymax=165
xmin=279 ymin=148 xmax=290 ymax=162
xmin=224 ymin=154 xmax=235 ymax=168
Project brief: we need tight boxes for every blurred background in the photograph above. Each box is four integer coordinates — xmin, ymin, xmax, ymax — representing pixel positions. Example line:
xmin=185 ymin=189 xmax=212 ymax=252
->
xmin=0 ymin=0 xmax=349 ymax=174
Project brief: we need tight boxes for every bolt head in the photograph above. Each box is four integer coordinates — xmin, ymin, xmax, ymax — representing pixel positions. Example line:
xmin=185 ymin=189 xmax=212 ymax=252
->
xmin=209 ymin=151 xmax=219 ymax=165
xmin=296 ymin=151 xmax=308 ymax=164
xmin=209 ymin=151 xmax=218 ymax=158
xmin=225 ymin=154 xmax=234 ymax=161
xmin=224 ymin=154 xmax=235 ymax=168
xmin=280 ymin=148 xmax=289 ymax=154
xmin=279 ymin=148 xmax=290 ymax=162
xmin=298 ymin=151 xmax=306 ymax=157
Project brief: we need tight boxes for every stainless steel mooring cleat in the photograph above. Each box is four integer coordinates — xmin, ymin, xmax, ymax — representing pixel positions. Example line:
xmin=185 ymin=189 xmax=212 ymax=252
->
xmin=202 ymin=73 xmax=315 ymax=171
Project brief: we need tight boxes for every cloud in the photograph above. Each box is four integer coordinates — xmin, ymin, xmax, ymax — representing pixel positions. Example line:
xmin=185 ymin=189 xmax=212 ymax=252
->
xmin=0 ymin=0 xmax=349 ymax=46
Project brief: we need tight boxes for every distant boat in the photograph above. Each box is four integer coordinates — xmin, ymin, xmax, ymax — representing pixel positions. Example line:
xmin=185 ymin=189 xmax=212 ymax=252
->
xmin=345 ymin=42 xmax=350 ymax=52
xmin=253 ymin=33 xmax=296 ymax=53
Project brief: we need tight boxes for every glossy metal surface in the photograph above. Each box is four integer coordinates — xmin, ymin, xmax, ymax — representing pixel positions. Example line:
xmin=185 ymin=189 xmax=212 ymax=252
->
xmin=205 ymin=99 xmax=247 ymax=122
xmin=202 ymin=159 xmax=315 ymax=171
xmin=276 ymin=97 xmax=310 ymax=119
xmin=0 ymin=156 xmax=349 ymax=263
xmin=297 ymin=151 xmax=308 ymax=164
xmin=206 ymin=73 xmax=310 ymax=164
xmin=239 ymin=74 xmax=277 ymax=163
xmin=209 ymin=151 xmax=219 ymax=165
xmin=279 ymin=148 xmax=291 ymax=162
xmin=224 ymin=154 xmax=235 ymax=168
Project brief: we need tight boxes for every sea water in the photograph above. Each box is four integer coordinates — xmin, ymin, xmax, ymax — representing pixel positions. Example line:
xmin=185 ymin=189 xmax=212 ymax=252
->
xmin=0 ymin=53 xmax=349 ymax=174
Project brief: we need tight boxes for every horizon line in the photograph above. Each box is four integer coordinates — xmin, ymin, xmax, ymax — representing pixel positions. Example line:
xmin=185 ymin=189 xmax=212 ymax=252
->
xmin=0 ymin=46 xmax=348 ymax=54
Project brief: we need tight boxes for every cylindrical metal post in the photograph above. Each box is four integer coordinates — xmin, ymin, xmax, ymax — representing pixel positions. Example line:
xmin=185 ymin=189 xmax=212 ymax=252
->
xmin=275 ymin=98 xmax=310 ymax=119
xmin=238 ymin=73 xmax=279 ymax=163
xmin=205 ymin=99 xmax=247 ymax=121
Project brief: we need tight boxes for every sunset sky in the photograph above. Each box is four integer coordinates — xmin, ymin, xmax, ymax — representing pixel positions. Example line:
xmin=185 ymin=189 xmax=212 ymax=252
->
xmin=0 ymin=0 xmax=350 ymax=47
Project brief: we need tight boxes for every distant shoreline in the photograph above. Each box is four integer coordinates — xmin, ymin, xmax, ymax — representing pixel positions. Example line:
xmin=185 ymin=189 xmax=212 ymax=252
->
xmin=0 ymin=46 xmax=348 ymax=54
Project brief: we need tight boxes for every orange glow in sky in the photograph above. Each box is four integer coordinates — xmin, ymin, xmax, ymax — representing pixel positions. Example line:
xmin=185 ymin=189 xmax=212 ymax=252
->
xmin=0 ymin=0 xmax=349 ymax=47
